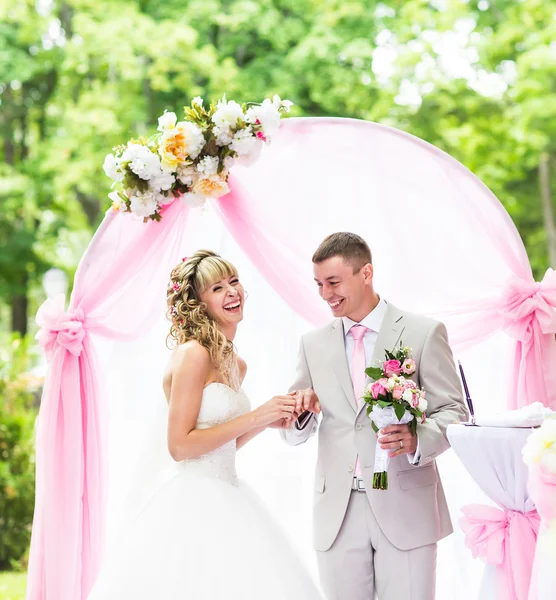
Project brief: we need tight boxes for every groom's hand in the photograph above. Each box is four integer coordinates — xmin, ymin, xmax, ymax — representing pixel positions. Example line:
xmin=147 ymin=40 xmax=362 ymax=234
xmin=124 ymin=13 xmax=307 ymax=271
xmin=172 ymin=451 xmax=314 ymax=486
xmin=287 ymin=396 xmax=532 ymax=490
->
xmin=378 ymin=424 xmax=417 ymax=457
xmin=292 ymin=388 xmax=321 ymax=416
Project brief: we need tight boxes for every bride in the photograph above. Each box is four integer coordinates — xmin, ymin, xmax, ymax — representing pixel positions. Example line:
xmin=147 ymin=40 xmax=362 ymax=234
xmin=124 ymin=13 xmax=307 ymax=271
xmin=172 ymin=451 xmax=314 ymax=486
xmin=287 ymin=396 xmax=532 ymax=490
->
xmin=87 ymin=249 xmax=322 ymax=599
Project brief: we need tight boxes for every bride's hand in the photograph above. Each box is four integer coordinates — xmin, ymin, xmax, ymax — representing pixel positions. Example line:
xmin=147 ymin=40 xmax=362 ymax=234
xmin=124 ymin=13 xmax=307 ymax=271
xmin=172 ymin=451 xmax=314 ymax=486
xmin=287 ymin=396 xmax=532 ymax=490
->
xmin=252 ymin=395 xmax=297 ymax=428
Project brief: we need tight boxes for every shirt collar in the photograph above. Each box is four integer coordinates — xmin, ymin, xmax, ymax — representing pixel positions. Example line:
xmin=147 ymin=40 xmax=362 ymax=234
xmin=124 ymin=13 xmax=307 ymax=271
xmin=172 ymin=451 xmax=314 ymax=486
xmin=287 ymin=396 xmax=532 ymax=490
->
xmin=342 ymin=297 xmax=388 ymax=337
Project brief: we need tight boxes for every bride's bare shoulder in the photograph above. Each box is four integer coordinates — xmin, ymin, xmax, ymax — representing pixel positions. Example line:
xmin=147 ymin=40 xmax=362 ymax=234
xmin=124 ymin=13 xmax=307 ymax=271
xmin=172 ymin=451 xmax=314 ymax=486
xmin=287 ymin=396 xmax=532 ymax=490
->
xmin=171 ymin=340 xmax=210 ymax=365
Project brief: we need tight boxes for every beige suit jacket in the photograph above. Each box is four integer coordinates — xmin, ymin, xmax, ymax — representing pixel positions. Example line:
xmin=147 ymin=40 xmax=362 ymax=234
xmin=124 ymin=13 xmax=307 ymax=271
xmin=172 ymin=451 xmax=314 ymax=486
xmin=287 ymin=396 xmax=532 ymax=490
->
xmin=281 ymin=302 xmax=468 ymax=552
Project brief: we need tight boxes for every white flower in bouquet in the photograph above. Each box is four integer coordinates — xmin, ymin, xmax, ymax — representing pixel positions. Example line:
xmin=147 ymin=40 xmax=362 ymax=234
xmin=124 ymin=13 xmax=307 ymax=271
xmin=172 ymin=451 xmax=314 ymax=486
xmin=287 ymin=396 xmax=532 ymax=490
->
xmin=150 ymin=170 xmax=176 ymax=192
xmin=129 ymin=189 xmax=159 ymax=218
xmin=108 ymin=191 xmax=124 ymax=212
xmin=223 ymin=155 xmax=236 ymax=170
xmin=176 ymin=163 xmax=197 ymax=186
xmin=157 ymin=111 xmax=177 ymax=132
xmin=192 ymin=96 xmax=203 ymax=107
xmin=180 ymin=191 xmax=206 ymax=208
xmin=122 ymin=144 xmax=162 ymax=181
xmin=402 ymin=389 xmax=414 ymax=404
xmin=103 ymin=153 xmax=124 ymax=182
xmin=246 ymin=98 xmax=281 ymax=138
xmin=523 ymin=418 xmax=556 ymax=467
xmin=213 ymin=125 xmax=234 ymax=147
xmin=196 ymin=156 xmax=219 ymax=177
xmin=230 ymin=128 xmax=257 ymax=156
xmin=157 ymin=192 xmax=175 ymax=206
xmin=417 ymin=396 xmax=428 ymax=413
xmin=159 ymin=122 xmax=205 ymax=169
xmin=211 ymin=99 xmax=244 ymax=132
xmin=192 ymin=174 xmax=230 ymax=199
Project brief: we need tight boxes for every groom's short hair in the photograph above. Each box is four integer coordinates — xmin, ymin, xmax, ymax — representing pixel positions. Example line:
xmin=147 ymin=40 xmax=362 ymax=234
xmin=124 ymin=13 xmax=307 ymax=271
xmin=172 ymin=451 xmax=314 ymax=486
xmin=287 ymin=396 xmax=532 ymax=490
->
xmin=312 ymin=232 xmax=372 ymax=273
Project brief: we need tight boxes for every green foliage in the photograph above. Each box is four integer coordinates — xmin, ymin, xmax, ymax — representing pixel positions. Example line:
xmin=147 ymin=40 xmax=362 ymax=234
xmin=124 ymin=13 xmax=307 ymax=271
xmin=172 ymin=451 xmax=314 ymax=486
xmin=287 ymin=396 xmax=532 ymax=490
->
xmin=0 ymin=0 xmax=554 ymax=332
xmin=0 ymin=335 xmax=41 ymax=570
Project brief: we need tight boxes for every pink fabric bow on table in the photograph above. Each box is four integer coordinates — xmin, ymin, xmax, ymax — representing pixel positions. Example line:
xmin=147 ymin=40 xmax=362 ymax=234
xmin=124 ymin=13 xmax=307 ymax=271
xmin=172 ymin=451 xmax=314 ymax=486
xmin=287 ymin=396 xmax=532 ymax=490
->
xmin=498 ymin=269 xmax=556 ymax=410
xmin=460 ymin=504 xmax=540 ymax=600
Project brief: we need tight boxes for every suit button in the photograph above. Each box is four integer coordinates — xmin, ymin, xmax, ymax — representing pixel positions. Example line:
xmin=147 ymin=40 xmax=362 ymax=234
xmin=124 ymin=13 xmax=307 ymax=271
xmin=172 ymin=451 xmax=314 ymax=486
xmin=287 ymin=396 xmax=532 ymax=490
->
xmin=348 ymin=465 xmax=354 ymax=473
xmin=356 ymin=423 xmax=363 ymax=431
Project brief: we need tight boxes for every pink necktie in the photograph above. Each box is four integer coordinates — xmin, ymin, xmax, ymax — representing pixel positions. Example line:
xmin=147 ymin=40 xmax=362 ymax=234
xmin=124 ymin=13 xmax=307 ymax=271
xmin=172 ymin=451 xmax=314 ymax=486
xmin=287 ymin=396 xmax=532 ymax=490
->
xmin=350 ymin=324 xmax=368 ymax=477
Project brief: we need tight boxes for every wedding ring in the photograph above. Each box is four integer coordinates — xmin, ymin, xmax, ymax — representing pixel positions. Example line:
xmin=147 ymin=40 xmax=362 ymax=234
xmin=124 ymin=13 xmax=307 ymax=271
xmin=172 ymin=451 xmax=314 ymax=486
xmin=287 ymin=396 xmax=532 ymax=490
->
xmin=399 ymin=440 xmax=404 ymax=449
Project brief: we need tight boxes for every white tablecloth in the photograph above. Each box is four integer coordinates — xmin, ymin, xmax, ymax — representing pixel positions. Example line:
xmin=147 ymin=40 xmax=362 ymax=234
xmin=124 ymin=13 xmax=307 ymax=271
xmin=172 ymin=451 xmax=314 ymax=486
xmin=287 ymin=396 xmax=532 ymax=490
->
xmin=447 ymin=424 xmax=537 ymax=600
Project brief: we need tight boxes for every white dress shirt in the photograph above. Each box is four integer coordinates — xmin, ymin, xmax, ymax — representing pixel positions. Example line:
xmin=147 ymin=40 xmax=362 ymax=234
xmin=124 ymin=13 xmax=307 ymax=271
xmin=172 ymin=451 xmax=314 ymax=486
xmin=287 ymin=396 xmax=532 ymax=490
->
xmin=342 ymin=298 xmax=420 ymax=464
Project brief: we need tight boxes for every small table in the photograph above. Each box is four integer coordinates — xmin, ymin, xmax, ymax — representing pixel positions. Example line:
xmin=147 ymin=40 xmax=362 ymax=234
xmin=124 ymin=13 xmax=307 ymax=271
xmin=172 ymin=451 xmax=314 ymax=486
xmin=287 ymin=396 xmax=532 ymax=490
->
xmin=447 ymin=424 xmax=537 ymax=600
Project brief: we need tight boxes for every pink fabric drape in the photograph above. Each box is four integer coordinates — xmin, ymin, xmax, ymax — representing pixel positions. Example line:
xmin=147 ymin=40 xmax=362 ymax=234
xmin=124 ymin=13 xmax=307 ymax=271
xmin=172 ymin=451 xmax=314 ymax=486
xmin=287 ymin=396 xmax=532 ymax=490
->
xmin=460 ymin=505 xmax=540 ymax=600
xmin=27 ymin=201 xmax=190 ymax=600
xmin=215 ymin=176 xmax=329 ymax=327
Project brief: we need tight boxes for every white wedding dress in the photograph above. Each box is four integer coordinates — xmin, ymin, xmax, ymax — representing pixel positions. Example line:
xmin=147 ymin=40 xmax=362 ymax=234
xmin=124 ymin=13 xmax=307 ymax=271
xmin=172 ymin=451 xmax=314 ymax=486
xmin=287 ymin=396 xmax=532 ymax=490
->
xmin=88 ymin=382 xmax=322 ymax=599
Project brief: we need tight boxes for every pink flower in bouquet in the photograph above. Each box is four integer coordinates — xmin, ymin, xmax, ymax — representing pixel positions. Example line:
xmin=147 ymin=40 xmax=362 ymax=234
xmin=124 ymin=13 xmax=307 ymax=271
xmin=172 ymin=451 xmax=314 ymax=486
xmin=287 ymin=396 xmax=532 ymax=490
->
xmin=370 ymin=380 xmax=388 ymax=399
xmin=402 ymin=358 xmax=416 ymax=375
xmin=403 ymin=379 xmax=416 ymax=390
xmin=411 ymin=394 xmax=420 ymax=409
xmin=392 ymin=384 xmax=403 ymax=400
xmin=384 ymin=359 xmax=402 ymax=377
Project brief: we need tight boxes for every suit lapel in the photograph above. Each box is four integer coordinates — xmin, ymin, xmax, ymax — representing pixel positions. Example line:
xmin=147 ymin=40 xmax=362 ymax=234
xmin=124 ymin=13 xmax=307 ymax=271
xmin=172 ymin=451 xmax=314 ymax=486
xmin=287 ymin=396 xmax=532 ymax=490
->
xmin=356 ymin=303 xmax=406 ymax=419
xmin=328 ymin=320 xmax=358 ymax=413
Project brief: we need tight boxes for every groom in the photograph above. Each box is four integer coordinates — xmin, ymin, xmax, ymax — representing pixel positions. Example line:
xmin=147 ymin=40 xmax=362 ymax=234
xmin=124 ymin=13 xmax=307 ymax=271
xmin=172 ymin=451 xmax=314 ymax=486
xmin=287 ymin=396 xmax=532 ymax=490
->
xmin=281 ymin=232 xmax=468 ymax=600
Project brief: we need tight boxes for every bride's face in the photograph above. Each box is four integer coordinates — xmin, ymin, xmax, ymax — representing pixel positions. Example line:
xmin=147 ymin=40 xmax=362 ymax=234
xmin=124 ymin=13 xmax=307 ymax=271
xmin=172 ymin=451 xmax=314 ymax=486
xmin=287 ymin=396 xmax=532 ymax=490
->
xmin=199 ymin=275 xmax=245 ymax=328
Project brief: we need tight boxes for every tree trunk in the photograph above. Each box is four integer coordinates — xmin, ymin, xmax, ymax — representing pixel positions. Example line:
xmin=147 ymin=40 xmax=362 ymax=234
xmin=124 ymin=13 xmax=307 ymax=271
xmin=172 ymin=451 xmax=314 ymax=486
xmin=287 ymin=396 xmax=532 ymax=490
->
xmin=539 ymin=153 xmax=556 ymax=268
xmin=11 ymin=275 xmax=29 ymax=336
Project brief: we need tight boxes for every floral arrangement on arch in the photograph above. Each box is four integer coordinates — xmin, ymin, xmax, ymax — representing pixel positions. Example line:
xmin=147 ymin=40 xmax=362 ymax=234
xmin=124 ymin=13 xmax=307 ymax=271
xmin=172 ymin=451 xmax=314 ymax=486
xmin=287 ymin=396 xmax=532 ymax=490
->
xmin=103 ymin=95 xmax=293 ymax=221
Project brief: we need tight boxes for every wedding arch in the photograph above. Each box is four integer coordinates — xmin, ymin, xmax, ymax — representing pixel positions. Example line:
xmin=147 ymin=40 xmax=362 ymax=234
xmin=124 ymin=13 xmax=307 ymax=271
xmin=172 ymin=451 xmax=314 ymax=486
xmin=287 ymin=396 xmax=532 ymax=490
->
xmin=26 ymin=116 xmax=556 ymax=600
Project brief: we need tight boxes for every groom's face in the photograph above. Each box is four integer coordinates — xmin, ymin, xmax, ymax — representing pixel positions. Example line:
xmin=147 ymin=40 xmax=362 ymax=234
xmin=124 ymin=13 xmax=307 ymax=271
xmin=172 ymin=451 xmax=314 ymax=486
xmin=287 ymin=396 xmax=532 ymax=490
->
xmin=313 ymin=256 xmax=372 ymax=319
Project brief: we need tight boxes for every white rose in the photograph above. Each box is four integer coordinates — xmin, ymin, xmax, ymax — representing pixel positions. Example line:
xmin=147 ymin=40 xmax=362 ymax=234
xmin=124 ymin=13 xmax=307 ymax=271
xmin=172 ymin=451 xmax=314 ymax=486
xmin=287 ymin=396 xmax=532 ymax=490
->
xmin=129 ymin=190 xmax=159 ymax=218
xmin=176 ymin=164 xmax=197 ymax=186
xmin=192 ymin=174 xmax=230 ymax=199
xmin=196 ymin=156 xmax=219 ymax=176
xmin=402 ymin=389 xmax=414 ymax=404
xmin=103 ymin=153 xmax=124 ymax=182
xmin=157 ymin=111 xmax=177 ymax=132
xmin=387 ymin=377 xmax=397 ymax=390
xmin=417 ymin=397 xmax=428 ymax=413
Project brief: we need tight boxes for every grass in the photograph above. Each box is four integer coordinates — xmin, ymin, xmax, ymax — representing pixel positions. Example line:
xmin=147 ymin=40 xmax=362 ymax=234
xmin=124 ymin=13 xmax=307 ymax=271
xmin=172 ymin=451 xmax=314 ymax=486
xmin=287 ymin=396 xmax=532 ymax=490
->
xmin=0 ymin=571 xmax=27 ymax=600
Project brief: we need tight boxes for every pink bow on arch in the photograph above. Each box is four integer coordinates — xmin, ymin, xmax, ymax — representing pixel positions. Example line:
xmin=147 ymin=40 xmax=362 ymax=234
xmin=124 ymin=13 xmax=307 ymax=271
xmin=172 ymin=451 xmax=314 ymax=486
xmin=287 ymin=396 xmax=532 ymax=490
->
xmin=498 ymin=269 xmax=556 ymax=409
xmin=460 ymin=504 xmax=540 ymax=600
xmin=35 ymin=295 xmax=86 ymax=360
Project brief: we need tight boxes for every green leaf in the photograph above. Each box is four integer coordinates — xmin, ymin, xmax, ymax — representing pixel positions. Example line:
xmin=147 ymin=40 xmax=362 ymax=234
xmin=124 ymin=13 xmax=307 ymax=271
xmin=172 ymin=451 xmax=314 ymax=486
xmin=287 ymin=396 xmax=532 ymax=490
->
xmin=371 ymin=421 xmax=379 ymax=433
xmin=394 ymin=402 xmax=406 ymax=421
xmin=365 ymin=367 xmax=383 ymax=380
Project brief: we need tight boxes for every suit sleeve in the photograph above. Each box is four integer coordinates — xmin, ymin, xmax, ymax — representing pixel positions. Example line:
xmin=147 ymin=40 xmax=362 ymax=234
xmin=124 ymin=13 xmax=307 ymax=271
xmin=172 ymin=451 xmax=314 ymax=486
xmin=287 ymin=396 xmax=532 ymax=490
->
xmin=280 ymin=336 xmax=319 ymax=446
xmin=412 ymin=322 xmax=468 ymax=466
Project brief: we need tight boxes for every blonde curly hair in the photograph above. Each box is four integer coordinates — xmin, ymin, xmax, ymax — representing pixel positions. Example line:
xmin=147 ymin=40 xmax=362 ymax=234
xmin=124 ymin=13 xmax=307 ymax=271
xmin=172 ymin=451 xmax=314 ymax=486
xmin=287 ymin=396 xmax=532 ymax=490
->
xmin=166 ymin=250 xmax=239 ymax=377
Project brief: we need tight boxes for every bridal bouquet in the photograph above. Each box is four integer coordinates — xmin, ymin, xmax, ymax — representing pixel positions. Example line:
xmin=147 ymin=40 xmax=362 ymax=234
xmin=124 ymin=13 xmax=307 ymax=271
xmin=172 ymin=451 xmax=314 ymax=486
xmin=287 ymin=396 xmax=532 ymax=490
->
xmin=103 ymin=95 xmax=293 ymax=221
xmin=361 ymin=344 xmax=427 ymax=490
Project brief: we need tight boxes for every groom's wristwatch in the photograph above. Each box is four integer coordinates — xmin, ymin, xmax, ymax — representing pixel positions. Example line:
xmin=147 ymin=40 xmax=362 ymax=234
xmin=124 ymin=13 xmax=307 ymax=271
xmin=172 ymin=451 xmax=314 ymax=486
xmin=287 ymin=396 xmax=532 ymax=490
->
xmin=295 ymin=410 xmax=313 ymax=430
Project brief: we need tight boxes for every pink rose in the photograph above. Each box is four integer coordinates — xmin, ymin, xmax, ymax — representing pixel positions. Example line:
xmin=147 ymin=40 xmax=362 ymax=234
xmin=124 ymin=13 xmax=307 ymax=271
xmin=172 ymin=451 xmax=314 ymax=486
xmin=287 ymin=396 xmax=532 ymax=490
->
xmin=371 ymin=380 xmax=388 ymax=399
xmin=384 ymin=359 xmax=402 ymax=377
xmin=402 ymin=358 xmax=416 ymax=375
xmin=392 ymin=385 xmax=403 ymax=400
xmin=411 ymin=394 xmax=420 ymax=408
